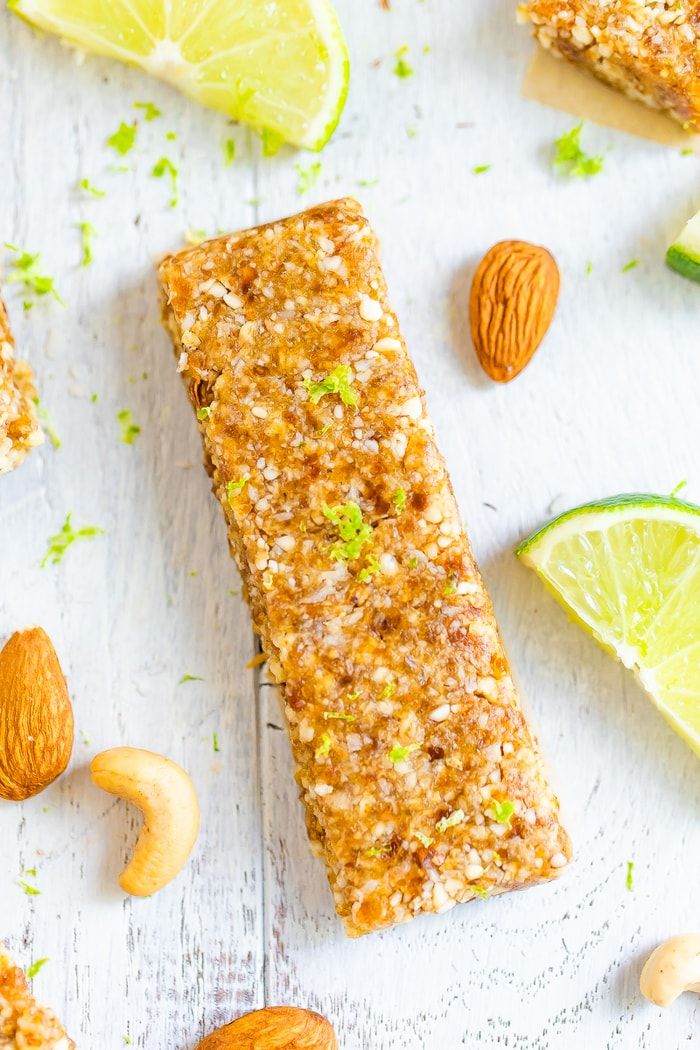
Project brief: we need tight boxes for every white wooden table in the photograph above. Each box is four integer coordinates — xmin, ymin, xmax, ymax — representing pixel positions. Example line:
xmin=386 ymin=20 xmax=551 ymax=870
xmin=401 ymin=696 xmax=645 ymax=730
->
xmin=2 ymin=3 xmax=699 ymax=1047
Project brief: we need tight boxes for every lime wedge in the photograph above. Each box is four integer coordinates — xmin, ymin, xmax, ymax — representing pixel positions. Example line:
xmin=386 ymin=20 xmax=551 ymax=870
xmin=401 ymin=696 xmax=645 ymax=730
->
xmin=517 ymin=494 xmax=700 ymax=757
xmin=8 ymin=0 xmax=349 ymax=150
xmin=666 ymin=207 xmax=700 ymax=283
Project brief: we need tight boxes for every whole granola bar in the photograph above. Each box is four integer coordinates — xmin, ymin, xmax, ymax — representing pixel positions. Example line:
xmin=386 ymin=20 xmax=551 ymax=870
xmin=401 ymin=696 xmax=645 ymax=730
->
xmin=0 ymin=297 xmax=42 ymax=475
xmin=0 ymin=951 xmax=75 ymax=1049
xmin=517 ymin=1 xmax=700 ymax=128
xmin=158 ymin=199 xmax=571 ymax=937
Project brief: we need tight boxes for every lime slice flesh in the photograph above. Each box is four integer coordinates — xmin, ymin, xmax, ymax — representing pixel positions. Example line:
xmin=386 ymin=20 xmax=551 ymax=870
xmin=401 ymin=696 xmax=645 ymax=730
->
xmin=517 ymin=494 xmax=700 ymax=757
xmin=8 ymin=0 xmax=349 ymax=150
xmin=666 ymin=208 xmax=700 ymax=283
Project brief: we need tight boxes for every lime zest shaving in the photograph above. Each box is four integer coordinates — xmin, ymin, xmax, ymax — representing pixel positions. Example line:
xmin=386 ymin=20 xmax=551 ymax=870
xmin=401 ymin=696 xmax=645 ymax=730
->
xmin=315 ymin=732 xmax=333 ymax=759
xmin=357 ymin=556 xmax=381 ymax=583
xmin=107 ymin=121 xmax=136 ymax=155
xmin=489 ymin=799 xmax=515 ymax=825
xmin=392 ymin=488 xmax=407 ymax=514
xmin=553 ymin=123 xmax=603 ymax=178
xmin=178 ymin=674 xmax=204 ymax=685
xmin=26 ymin=958 xmax=49 ymax=979
xmin=78 ymin=221 xmax=97 ymax=267
xmin=389 ymin=743 xmax=419 ymax=765
xmin=5 ymin=244 xmax=63 ymax=304
xmin=79 ymin=177 xmax=105 ymax=198
xmin=394 ymin=45 xmax=414 ymax=78
xmin=152 ymin=156 xmax=178 ymax=207
xmin=626 ymin=860 xmax=634 ymax=891
xmin=18 ymin=880 xmax=40 ymax=896
xmin=323 ymin=500 xmax=373 ymax=562
xmin=117 ymin=409 xmax=140 ymax=444
xmin=134 ymin=100 xmax=161 ymax=121
xmin=227 ymin=476 xmax=249 ymax=500
xmin=41 ymin=513 xmax=103 ymax=568
xmin=303 ymin=364 xmax=357 ymax=407
xmin=33 ymin=399 xmax=61 ymax=449
xmin=223 ymin=138 xmax=236 ymax=166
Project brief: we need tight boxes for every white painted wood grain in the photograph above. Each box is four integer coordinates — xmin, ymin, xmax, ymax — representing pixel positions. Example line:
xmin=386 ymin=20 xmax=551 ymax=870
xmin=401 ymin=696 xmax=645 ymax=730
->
xmin=1 ymin=2 xmax=699 ymax=1047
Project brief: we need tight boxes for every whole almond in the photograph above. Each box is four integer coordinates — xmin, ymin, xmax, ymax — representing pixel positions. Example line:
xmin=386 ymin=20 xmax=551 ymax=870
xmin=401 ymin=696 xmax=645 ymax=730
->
xmin=0 ymin=627 xmax=73 ymax=801
xmin=470 ymin=240 xmax=560 ymax=382
xmin=195 ymin=1007 xmax=338 ymax=1050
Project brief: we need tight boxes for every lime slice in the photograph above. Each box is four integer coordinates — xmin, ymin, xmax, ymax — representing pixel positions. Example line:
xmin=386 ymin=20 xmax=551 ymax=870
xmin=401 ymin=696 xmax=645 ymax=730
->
xmin=666 ymin=207 xmax=700 ymax=283
xmin=8 ymin=0 xmax=349 ymax=150
xmin=517 ymin=494 xmax=700 ymax=757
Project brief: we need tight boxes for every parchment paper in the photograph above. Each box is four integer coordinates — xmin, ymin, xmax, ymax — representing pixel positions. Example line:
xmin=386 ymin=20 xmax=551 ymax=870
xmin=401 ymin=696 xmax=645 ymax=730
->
xmin=522 ymin=48 xmax=700 ymax=155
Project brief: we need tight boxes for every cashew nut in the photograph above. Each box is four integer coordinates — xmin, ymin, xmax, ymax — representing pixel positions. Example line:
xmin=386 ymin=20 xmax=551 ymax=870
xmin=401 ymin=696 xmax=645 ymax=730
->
xmin=640 ymin=934 xmax=700 ymax=1007
xmin=90 ymin=746 xmax=200 ymax=896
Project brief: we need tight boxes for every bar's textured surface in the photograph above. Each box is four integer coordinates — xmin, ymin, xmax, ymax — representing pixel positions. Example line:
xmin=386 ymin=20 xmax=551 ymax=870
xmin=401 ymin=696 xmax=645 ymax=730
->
xmin=0 ymin=297 xmax=42 ymax=475
xmin=158 ymin=199 xmax=571 ymax=937
xmin=517 ymin=1 xmax=700 ymax=128
xmin=0 ymin=951 xmax=75 ymax=1049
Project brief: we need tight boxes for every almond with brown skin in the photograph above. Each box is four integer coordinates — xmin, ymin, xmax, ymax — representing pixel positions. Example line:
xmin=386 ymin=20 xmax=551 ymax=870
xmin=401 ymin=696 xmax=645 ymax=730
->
xmin=0 ymin=627 xmax=73 ymax=801
xmin=195 ymin=1007 xmax=338 ymax=1050
xmin=470 ymin=240 xmax=560 ymax=382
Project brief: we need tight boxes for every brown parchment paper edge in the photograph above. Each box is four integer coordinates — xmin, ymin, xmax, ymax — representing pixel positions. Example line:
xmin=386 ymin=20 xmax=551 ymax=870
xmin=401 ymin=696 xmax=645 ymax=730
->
xmin=522 ymin=48 xmax=700 ymax=155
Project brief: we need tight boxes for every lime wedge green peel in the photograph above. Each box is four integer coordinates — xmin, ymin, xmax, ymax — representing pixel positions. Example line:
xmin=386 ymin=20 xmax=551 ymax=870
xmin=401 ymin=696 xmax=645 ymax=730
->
xmin=517 ymin=494 xmax=700 ymax=757
xmin=8 ymin=0 xmax=349 ymax=150
xmin=666 ymin=207 xmax=700 ymax=283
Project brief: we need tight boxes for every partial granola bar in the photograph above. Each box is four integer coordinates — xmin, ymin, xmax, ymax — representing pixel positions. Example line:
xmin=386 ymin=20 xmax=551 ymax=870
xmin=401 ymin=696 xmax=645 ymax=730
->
xmin=158 ymin=199 xmax=571 ymax=937
xmin=0 ymin=297 xmax=42 ymax=475
xmin=0 ymin=951 xmax=75 ymax=1049
xmin=517 ymin=1 xmax=700 ymax=128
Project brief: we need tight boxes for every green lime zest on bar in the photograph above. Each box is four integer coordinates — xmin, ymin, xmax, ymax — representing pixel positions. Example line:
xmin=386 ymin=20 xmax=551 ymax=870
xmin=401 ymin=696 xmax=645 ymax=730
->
xmin=323 ymin=500 xmax=372 ymax=561
xmin=489 ymin=799 xmax=515 ymax=825
xmin=304 ymin=364 xmax=357 ymax=407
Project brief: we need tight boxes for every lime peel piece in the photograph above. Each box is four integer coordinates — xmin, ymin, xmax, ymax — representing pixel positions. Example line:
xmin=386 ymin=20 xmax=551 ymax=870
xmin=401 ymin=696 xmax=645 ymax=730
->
xmin=666 ymin=208 xmax=700 ymax=283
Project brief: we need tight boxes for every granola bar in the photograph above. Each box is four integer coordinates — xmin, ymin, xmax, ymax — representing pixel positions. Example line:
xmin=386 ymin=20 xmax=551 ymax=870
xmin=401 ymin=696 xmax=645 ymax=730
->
xmin=0 ymin=951 xmax=75 ymax=1049
xmin=158 ymin=199 xmax=571 ymax=937
xmin=517 ymin=1 xmax=700 ymax=128
xmin=0 ymin=297 xmax=42 ymax=475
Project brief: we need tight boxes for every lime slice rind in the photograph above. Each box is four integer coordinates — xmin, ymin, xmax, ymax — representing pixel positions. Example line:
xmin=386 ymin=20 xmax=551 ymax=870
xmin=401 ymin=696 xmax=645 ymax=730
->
xmin=666 ymin=207 xmax=700 ymax=284
xmin=8 ymin=0 xmax=349 ymax=150
xmin=517 ymin=493 xmax=700 ymax=758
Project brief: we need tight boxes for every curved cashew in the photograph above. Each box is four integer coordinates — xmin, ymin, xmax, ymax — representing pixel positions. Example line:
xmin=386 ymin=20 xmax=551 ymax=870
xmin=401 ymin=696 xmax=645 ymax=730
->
xmin=90 ymin=746 xmax=200 ymax=896
xmin=640 ymin=935 xmax=700 ymax=1007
